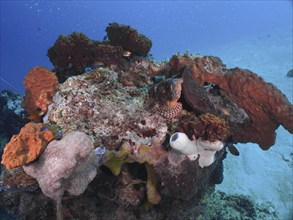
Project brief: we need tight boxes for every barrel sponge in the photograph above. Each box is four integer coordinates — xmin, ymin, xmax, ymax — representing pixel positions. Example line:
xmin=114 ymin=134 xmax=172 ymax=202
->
xmin=23 ymin=131 xmax=97 ymax=202
xmin=169 ymin=132 xmax=198 ymax=161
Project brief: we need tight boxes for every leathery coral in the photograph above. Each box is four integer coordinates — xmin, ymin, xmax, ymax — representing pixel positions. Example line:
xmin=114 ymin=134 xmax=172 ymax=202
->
xmin=22 ymin=66 xmax=59 ymax=119
xmin=169 ymin=55 xmax=293 ymax=150
xmin=1 ymin=122 xmax=56 ymax=169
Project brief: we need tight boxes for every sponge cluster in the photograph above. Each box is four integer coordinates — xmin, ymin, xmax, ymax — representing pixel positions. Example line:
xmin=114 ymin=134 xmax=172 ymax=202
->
xmin=169 ymin=132 xmax=224 ymax=167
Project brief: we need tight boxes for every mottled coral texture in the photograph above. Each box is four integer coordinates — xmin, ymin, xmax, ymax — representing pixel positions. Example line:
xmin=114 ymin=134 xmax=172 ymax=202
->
xmin=47 ymin=32 xmax=100 ymax=82
xmin=47 ymin=23 xmax=152 ymax=83
xmin=23 ymin=66 xmax=59 ymax=115
xmin=169 ymin=55 xmax=293 ymax=150
xmin=106 ymin=22 xmax=152 ymax=56
xmin=23 ymin=131 xmax=97 ymax=202
xmin=1 ymin=122 xmax=55 ymax=169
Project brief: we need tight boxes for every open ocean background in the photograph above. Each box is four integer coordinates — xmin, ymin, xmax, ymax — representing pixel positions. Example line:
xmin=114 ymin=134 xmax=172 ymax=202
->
xmin=1 ymin=1 xmax=292 ymax=219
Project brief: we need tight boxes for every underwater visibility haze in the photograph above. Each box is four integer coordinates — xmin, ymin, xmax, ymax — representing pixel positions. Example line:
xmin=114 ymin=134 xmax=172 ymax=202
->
xmin=0 ymin=1 xmax=292 ymax=220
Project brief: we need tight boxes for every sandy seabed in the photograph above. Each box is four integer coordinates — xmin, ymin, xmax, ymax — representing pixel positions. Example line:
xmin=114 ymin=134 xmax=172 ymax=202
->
xmin=207 ymin=28 xmax=293 ymax=219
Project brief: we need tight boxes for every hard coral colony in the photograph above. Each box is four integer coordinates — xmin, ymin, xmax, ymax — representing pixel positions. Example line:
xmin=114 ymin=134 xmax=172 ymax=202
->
xmin=0 ymin=22 xmax=292 ymax=220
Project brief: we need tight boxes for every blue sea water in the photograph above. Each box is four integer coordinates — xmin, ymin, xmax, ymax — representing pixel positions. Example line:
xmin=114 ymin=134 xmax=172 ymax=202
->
xmin=0 ymin=1 xmax=292 ymax=219
xmin=0 ymin=1 xmax=292 ymax=94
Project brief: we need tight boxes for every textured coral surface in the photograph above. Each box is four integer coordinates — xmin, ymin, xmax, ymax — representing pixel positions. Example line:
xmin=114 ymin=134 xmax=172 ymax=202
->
xmin=1 ymin=23 xmax=292 ymax=220
xmin=23 ymin=131 xmax=97 ymax=202
xmin=106 ymin=22 xmax=152 ymax=56
xmin=1 ymin=122 xmax=55 ymax=169
xmin=169 ymin=55 xmax=293 ymax=150
xmin=23 ymin=66 xmax=59 ymax=116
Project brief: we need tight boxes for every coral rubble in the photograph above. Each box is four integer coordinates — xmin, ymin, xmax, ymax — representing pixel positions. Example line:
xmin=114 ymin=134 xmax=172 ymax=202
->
xmin=1 ymin=22 xmax=292 ymax=219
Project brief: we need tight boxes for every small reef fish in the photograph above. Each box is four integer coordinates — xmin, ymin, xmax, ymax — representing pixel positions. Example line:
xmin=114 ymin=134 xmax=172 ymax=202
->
xmin=122 ymin=50 xmax=132 ymax=57
xmin=94 ymin=146 xmax=107 ymax=166
xmin=26 ymin=108 xmax=44 ymax=120
xmin=56 ymin=130 xmax=62 ymax=140
xmin=40 ymin=127 xmax=49 ymax=131
xmin=92 ymin=61 xmax=105 ymax=68
xmin=84 ymin=66 xmax=93 ymax=72
xmin=227 ymin=143 xmax=240 ymax=156
xmin=219 ymin=107 xmax=231 ymax=116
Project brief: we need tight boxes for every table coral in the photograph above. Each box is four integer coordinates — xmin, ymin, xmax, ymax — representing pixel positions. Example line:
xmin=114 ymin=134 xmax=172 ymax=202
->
xmin=106 ymin=22 xmax=152 ymax=56
xmin=22 ymin=66 xmax=59 ymax=119
xmin=1 ymin=122 xmax=56 ymax=169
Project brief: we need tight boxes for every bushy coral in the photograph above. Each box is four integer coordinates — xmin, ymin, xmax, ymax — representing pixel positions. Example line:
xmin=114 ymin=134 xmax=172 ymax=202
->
xmin=106 ymin=22 xmax=152 ymax=56
xmin=196 ymin=113 xmax=229 ymax=142
xmin=47 ymin=32 xmax=99 ymax=82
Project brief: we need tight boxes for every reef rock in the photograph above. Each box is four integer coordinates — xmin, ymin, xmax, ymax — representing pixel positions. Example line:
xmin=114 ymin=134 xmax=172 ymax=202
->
xmin=22 ymin=66 xmax=59 ymax=118
xmin=1 ymin=122 xmax=56 ymax=169
xmin=169 ymin=55 xmax=293 ymax=150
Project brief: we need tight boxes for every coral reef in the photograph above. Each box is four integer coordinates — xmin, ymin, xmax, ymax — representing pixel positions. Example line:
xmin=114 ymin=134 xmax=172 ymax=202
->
xmin=47 ymin=32 xmax=100 ymax=82
xmin=1 ymin=122 xmax=57 ymax=169
xmin=169 ymin=132 xmax=225 ymax=167
xmin=0 ymin=23 xmax=292 ymax=219
xmin=0 ymin=90 xmax=25 ymax=151
xmin=47 ymin=23 xmax=152 ymax=83
xmin=22 ymin=66 xmax=59 ymax=119
xmin=106 ymin=22 xmax=152 ymax=56
xmin=169 ymin=55 xmax=293 ymax=150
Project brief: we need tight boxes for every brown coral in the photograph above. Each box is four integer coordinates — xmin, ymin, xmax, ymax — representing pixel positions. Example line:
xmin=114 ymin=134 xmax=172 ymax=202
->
xmin=106 ymin=22 xmax=152 ymax=56
xmin=47 ymin=32 xmax=99 ymax=82
xmin=196 ymin=113 xmax=229 ymax=142
xmin=169 ymin=55 xmax=293 ymax=150
xmin=1 ymin=122 xmax=56 ymax=169
xmin=23 ymin=66 xmax=59 ymax=118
